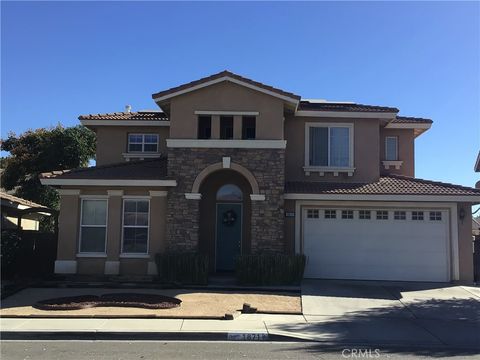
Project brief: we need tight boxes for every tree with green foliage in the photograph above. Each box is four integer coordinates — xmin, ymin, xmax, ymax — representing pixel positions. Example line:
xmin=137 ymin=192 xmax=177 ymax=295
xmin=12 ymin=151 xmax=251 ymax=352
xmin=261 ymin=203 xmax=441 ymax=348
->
xmin=1 ymin=125 xmax=96 ymax=210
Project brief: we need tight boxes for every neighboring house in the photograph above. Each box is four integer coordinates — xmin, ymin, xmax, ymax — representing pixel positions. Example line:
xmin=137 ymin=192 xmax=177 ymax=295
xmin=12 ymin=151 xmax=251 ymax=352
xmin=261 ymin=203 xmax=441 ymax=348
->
xmin=40 ymin=71 xmax=480 ymax=283
xmin=473 ymin=217 xmax=480 ymax=237
xmin=1 ymin=192 xmax=46 ymax=230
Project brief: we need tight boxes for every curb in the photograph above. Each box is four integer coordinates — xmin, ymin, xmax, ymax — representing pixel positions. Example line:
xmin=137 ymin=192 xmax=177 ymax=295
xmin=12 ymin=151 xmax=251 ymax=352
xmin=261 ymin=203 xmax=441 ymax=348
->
xmin=0 ymin=331 xmax=304 ymax=342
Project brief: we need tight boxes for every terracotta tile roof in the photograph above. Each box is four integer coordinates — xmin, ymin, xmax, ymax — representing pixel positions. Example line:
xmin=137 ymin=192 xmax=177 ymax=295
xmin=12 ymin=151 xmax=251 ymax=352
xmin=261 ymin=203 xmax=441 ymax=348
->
xmin=40 ymin=158 xmax=169 ymax=181
xmin=0 ymin=191 xmax=45 ymax=208
xmin=297 ymin=101 xmax=399 ymax=113
xmin=151 ymin=70 xmax=301 ymax=101
xmin=79 ymin=111 xmax=168 ymax=121
xmin=392 ymin=116 xmax=432 ymax=124
xmin=285 ymin=175 xmax=480 ymax=196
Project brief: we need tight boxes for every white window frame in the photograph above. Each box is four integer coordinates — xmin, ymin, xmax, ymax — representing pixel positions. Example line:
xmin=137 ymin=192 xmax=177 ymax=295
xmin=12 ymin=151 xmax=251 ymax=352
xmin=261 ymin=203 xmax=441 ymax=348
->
xmin=341 ymin=210 xmax=354 ymax=219
xmin=385 ymin=136 xmax=399 ymax=161
xmin=429 ymin=211 xmax=442 ymax=221
xmin=128 ymin=133 xmax=159 ymax=153
xmin=121 ymin=197 xmax=150 ymax=255
xmin=376 ymin=210 xmax=389 ymax=220
xmin=359 ymin=210 xmax=371 ymax=220
xmin=78 ymin=197 xmax=108 ymax=255
xmin=304 ymin=122 xmax=355 ymax=176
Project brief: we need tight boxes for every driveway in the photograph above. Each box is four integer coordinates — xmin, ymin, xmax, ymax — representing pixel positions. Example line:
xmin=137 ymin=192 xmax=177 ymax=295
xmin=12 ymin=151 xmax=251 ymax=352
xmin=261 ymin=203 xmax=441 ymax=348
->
xmin=268 ymin=280 xmax=480 ymax=349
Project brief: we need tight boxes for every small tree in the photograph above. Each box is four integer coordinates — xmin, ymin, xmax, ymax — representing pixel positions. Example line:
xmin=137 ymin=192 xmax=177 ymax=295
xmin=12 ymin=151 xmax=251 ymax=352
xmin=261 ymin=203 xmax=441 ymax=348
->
xmin=1 ymin=125 xmax=96 ymax=214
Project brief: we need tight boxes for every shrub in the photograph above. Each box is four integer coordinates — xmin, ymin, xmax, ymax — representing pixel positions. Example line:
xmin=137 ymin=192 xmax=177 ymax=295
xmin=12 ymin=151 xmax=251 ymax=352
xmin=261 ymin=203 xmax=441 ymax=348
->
xmin=1 ymin=230 xmax=22 ymax=278
xmin=236 ymin=254 xmax=306 ymax=286
xmin=155 ymin=252 xmax=209 ymax=285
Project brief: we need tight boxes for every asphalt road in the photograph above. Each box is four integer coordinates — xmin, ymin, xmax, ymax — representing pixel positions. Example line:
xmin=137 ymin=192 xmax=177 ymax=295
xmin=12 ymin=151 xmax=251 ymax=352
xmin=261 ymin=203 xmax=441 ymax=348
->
xmin=2 ymin=340 xmax=480 ymax=360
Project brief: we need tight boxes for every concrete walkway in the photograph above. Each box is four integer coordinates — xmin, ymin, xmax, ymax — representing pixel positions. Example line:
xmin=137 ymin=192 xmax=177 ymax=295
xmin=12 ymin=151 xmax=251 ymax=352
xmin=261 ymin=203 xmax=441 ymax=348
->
xmin=1 ymin=280 xmax=479 ymax=350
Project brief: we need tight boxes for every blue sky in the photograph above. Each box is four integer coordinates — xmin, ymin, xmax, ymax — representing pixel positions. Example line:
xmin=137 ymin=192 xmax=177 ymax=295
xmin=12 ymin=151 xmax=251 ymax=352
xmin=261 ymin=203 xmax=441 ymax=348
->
xmin=1 ymin=1 xmax=479 ymax=188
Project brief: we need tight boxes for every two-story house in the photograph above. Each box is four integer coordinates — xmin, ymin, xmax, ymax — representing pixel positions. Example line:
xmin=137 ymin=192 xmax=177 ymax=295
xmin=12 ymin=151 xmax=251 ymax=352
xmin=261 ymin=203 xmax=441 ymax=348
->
xmin=41 ymin=71 xmax=480 ymax=283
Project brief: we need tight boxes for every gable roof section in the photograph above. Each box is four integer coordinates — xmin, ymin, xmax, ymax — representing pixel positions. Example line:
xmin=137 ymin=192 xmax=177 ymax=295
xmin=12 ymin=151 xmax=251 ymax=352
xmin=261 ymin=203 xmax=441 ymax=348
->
xmin=151 ymin=70 xmax=301 ymax=105
xmin=0 ymin=191 xmax=44 ymax=208
xmin=285 ymin=175 xmax=480 ymax=202
xmin=79 ymin=111 xmax=168 ymax=121
xmin=297 ymin=100 xmax=399 ymax=113
xmin=40 ymin=158 xmax=176 ymax=187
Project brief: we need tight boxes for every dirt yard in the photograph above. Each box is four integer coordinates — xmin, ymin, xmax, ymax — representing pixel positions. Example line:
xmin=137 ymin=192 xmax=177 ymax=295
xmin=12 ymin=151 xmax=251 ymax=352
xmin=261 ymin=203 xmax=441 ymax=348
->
xmin=0 ymin=287 xmax=301 ymax=319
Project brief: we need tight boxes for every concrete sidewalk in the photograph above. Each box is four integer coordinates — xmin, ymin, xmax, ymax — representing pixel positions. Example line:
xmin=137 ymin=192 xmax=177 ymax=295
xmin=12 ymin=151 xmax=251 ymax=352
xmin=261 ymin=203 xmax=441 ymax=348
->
xmin=2 ymin=313 xmax=479 ymax=349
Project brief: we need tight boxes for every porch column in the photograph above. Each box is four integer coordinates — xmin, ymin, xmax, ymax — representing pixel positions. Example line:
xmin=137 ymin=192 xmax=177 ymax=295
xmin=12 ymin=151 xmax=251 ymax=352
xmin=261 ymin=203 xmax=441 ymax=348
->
xmin=55 ymin=189 xmax=81 ymax=274
xmin=104 ymin=190 xmax=123 ymax=275
xmin=148 ymin=190 xmax=168 ymax=275
xmin=211 ymin=115 xmax=220 ymax=139
xmin=233 ymin=115 xmax=242 ymax=139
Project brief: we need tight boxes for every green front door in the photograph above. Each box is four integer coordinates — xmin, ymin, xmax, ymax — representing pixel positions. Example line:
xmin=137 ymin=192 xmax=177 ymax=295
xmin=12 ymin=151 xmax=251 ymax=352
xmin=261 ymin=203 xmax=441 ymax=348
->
xmin=216 ymin=203 xmax=242 ymax=271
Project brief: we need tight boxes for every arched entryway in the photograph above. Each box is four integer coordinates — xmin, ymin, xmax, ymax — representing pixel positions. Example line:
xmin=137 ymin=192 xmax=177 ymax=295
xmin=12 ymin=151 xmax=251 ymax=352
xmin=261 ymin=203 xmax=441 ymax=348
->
xmin=198 ymin=169 xmax=252 ymax=273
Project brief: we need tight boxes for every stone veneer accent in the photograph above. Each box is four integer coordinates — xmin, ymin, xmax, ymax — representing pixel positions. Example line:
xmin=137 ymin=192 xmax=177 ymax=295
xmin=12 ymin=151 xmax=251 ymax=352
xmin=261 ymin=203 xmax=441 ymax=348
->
xmin=166 ymin=147 xmax=285 ymax=253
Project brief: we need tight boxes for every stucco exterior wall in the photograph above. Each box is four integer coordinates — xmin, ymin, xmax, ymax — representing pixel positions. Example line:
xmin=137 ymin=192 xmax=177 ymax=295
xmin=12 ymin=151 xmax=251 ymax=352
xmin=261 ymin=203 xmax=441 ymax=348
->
xmin=95 ymin=126 xmax=169 ymax=166
xmin=55 ymin=188 xmax=167 ymax=275
xmin=457 ymin=202 xmax=474 ymax=283
xmin=284 ymin=116 xmax=381 ymax=183
xmin=169 ymin=81 xmax=285 ymax=140
xmin=379 ymin=128 xmax=415 ymax=177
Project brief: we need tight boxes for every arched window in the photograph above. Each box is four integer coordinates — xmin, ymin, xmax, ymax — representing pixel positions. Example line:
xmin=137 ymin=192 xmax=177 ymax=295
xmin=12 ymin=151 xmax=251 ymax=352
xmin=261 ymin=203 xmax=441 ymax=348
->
xmin=216 ymin=184 xmax=243 ymax=201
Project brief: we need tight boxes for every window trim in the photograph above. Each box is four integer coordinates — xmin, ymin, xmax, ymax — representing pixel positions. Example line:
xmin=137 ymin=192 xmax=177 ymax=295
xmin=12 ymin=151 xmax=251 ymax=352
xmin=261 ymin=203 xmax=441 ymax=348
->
xmin=78 ymin=198 xmax=108 ymax=255
xmin=127 ymin=133 xmax=159 ymax=153
xmin=121 ymin=197 xmax=150 ymax=255
xmin=385 ymin=136 xmax=399 ymax=161
xmin=304 ymin=122 xmax=355 ymax=175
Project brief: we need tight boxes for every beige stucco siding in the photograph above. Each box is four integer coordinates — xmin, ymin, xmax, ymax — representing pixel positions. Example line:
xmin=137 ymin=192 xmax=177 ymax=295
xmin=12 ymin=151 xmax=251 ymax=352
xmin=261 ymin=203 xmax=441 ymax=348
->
xmin=95 ymin=126 xmax=169 ymax=166
xmin=285 ymin=116 xmax=380 ymax=183
xmin=284 ymin=200 xmax=296 ymax=254
xmin=55 ymin=188 xmax=168 ymax=275
xmin=379 ymin=128 xmax=415 ymax=177
xmin=169 ymin=81 xmax=285 ymax=140
xmin=457 ymin=202 xmax=474 ymax=283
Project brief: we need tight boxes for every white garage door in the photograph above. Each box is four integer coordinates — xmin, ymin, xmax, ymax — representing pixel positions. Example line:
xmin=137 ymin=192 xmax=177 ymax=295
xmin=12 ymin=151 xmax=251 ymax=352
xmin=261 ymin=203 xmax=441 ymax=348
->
xmin=303 ymin=208 xmax=450 ymax=282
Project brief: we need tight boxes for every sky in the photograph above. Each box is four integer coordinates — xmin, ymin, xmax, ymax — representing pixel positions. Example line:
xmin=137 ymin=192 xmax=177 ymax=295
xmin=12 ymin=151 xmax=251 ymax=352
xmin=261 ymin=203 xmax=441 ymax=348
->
xmin=1 ymin=1 xmax=479 ymax=189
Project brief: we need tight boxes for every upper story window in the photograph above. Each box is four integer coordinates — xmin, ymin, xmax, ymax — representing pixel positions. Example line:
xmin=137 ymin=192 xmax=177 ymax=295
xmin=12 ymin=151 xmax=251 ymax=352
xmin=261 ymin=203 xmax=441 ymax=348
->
xmin=242 ymin=116 xmax=256 ymax=140
xmin=220 ymin=116 xmax=234 ymax=140
xmin=128 ymin=134 xmax=159 ymax=153
xmin=198 ymin=115 xmax=212 ymax=139
xmin=385 ymin=136 xmax=398 ymax=161
xmin=306 ymin=123 xmax=353 ymax=168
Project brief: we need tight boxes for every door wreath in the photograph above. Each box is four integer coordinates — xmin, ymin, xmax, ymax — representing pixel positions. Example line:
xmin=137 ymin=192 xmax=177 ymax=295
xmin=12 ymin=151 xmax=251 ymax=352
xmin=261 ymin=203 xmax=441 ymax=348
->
xmin=222 ymin=209 xmax=237 ymax=226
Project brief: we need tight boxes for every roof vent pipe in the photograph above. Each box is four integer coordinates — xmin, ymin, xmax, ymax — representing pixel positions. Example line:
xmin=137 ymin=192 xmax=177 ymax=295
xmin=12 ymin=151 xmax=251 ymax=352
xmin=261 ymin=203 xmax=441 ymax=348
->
xmin=125 ymin=105 xmax=132 ymax=113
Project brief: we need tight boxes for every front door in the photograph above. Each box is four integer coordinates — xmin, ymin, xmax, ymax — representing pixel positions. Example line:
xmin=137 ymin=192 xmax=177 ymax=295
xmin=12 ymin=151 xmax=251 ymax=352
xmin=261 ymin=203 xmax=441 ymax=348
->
xmin=216 ymin=203 xmax=242 ymax=271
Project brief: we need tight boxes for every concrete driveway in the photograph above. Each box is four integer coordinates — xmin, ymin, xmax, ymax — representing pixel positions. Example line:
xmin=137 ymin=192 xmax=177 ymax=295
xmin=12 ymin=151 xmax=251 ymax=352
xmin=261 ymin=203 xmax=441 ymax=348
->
xmin=294 ymin=280 xmax=480 ymax=347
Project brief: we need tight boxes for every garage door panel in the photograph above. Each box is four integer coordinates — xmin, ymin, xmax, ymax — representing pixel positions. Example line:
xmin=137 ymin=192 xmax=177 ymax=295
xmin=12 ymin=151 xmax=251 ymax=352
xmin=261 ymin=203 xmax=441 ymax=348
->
xmin=303 ymin=208 xmax=450 ymax=282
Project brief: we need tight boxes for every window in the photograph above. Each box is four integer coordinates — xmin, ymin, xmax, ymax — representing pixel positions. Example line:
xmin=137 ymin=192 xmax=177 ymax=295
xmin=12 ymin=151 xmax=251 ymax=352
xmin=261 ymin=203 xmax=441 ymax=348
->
xmin=412 ymin=211 xmax=424 ymax=221
xmin=394 ymin=211 xmax=406 ymax=220
xmin=307 ymin=209 xmax=319 ymax=219
xmin=198 ymin=116 xmax=212 ymax=139
xmin=128 ymin=134 xmax=159 ymax=153
xmin=216 ymin=184 xmax=243 ymax=201
xmin=385 ymin=136 xmax=398 ymax=161
xmin=359 ymin=210 xmax=371 ymax=219
xmin=79 ymin=199 xmax=107 ymax=253
xmin=308 ymin=124 xmax=352 ymax=167
xmin=242 ymin=116 xmax=256 ymax=140
xmin=220 ymin=116 xmax=234 ymax=139
xmin=122 ymin=199 xmax=149 ymax=254
xmin=325 ymin=210 xmax=336 ymax=219
xmin=430 ymin=211 xmax=442 ymax=221
xmin=376 ymin=210 xmax=388 ymax=220
xmin=342 ymin=210 xmax=354 ymax=219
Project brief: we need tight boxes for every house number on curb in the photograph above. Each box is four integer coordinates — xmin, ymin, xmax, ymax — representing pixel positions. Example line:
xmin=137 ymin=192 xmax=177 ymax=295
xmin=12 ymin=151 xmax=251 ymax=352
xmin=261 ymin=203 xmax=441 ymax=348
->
xmin=227 ymin=332 xmax=269 ymax=341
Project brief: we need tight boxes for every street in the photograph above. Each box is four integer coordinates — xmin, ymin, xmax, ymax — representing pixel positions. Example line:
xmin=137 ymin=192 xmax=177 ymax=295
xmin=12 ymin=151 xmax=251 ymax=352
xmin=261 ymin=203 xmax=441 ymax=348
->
xmin=2 ymin=340 xmax=480 ymax=360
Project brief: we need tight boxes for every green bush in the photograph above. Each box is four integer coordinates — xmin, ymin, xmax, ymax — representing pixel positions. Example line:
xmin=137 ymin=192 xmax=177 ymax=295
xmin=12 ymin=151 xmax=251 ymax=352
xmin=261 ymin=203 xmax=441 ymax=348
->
xmin=236 ymin=254 xmax=306 ymax=286
xmin=1 ymin=230 xmax=22 ymax=278
xmin=155 ymin=252 xmax=209 ymax=285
